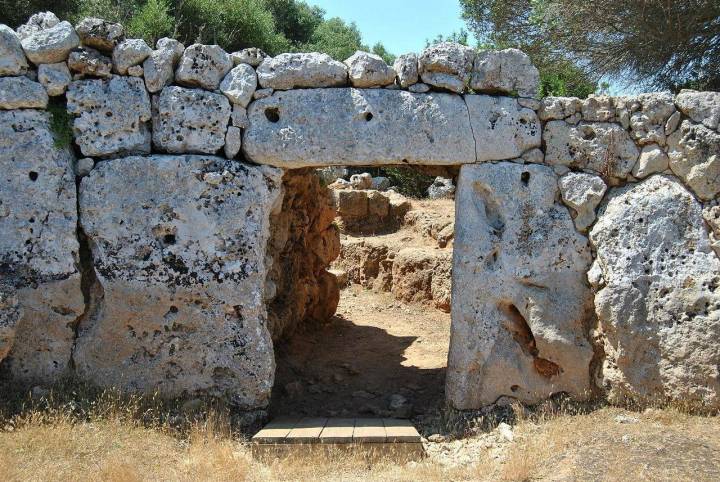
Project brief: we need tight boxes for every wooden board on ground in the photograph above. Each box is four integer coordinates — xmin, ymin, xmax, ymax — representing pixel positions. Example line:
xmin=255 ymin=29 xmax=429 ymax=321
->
xmin=285 ymin=417 xmax=328 ymax=443
xmin=383 ymin=418 xmax=422 ymax=443
xmin=352 ymin=418 xmax=387 ymax=443
xmin=319 ymin=418 xmax=356 ymax=443
xmin=251 ymin=416 xmax=300 ymax=444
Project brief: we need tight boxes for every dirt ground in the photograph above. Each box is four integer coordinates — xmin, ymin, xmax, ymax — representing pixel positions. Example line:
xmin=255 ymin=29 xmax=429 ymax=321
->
xmin=271 ymin=286 xmax=451 ymax=418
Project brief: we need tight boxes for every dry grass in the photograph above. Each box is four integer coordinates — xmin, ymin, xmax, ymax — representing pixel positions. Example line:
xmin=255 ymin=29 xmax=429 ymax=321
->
xmin=1 ymin=388 xmax=719 ymax=482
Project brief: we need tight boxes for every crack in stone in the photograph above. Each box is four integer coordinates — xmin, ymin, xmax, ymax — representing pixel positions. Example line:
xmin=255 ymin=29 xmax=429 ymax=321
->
xmin=461 ymin=94 xmax=478 ymax=163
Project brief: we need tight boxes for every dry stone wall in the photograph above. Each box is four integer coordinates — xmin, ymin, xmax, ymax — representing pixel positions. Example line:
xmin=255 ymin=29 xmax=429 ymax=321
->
xmin=0 ymin=11 xmax=719 ymax=413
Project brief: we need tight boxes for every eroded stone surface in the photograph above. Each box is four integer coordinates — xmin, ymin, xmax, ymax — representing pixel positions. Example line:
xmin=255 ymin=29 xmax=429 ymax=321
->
xmin=675 ymin=90 xmax=720 ymax=131
xmin=558 ymin=172 xmax=607 ymax=232
xmin=243 ymin=88 xmax=475 ymax=167
xmin=344 ymin=51 xmax=396 ymax=88
xmin=75 ymin=155 xmax=282 ymax=407
xmin=539 ymin=97 xmax=581 ymax=121
xmin=393 ymin=53 xmax=418 ymax=88
xmin=152 ymin=86 xmax=230 ymax=154
xmin=668 ymin=120 xmax=720 ymax=200
xmin=0 ymin=76 xmax=48 ymax=109
xmin=38 ymin=62 xmax=71 ymax=96
xmin=256 ymin=52 xmax=347 ymax=90
xmin=632 ymin=144 xmax=669 ymax=179
xmin=175 ymin=44 xmax=232 ymax=91
xmin=418 ymin=42 xmax=474 ymax=93
xmin=75 ymin=17 xmax=124 ymax=52
xmin=112 ymin=38 xmax=152 ymax=75
xmin=0 ymin=109 xmax=83 ymax=381
xmin=447 ymin=162 xmax=595 ymax=409
xmin=67 ymin=76 xmax=151 ymax=157
xmin=143 ymin=38 xmax=184 ymax=93
xmin=590 ymin=175 xmax=720 ymax=410
xmin=219 ymin=63 xmax=257 ymax=107
xmin=67 ymin=47 xmax=113 ymax=77
xmin=0 ymin=24 xmax=28 ymax=75
xmin=471 ymin=49 xmax=539 ymax=98
xmin=20 ymin=20 xmax=79 ymax=64
xmin=17 ymin=12 xmax=59 ymax=40
xmin=231 ymin=48 xmax=267 ymax=67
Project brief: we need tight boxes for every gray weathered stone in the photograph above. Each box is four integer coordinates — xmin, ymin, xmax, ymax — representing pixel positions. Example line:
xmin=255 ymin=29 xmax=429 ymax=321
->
xmin=256 ymin=52 xmax=347 ymax=90
xmin=629 ymin=92 xmax=676 ymax=146
xmin=344 ymin=51 xmax=396 ymax=88
xmin=219 ymin=63 xmax=257 ymax=107
xmin=253 ymin=88 xmax=273 ymax=99
xmin=75 ymin=155 xmax=282 ymax=407
xmin=544 ymin=120 xmax=640 ymax=180
xmin=447 ymin=162 xmax=594 ymax=408
xmin=0 ymin=76 xmax=48 ymax=109
xmin=581 ymin=96 xmax=615 ymax=122
xmin=75 ymin=17 xmax=124 ymax=52
xmin=112 ymin=38 xmax=152 ymax=75
xmin=243 ymin=88 xmax=475 ymax=167
xmin=665 ymin=110 xmax=682 ymax=135
xmin=67 ymin=47 xmax=112 ymax=78
xmin=428 ymin=177 xmax=455 ymax=199
xmin=558 ymin=172 xmax=607 ymax=232
xmin=0 ymin=109 xmax=83 ymax=381
xmin=408 ymin=82 xmax=430 ymax=93
xmin=20 ymin=20 xmax=79 ymax=64
xmin=418 ymin=42 xmax=474 ymax=93
xmin=471 ymin=48 xmax=539 ymax=98
xmin=143 ymin=37 xmax=184 ymax=93
xmin=632 ymin=144 xmax=669 ymax=179
xmin=675 ymin=90 xmax=720 ymax=131
xmin=231 ymin=47 xmax=267 ymax=67
xmin=590 ymin=175 xmax=720 ymax=410
xmin=152 ymin=86 xmax=231 ymax=154
xmin=667 ymin=120 xmax=720 ymax=200
xmin=67 ymin=76 xmax=151 ymax=157
xmin=393 ymin=53 xmax=418 ymax=88
xmin=350 ymin=172 xmax=372 ymax=189
xmin=75 ymin=157 xmax=94 ymax=176
xmin=539 ymin=97 xmax=581 ymax=121
xmin=231 ymin=105 xmax=249 ymax=129
xmin=37 ymin=62 xmax=71 ymax=96
xmin=127 ymin=65 xmax=143 ymax=77
xmin=17 ymin=11 xmax=59 ymax=40
xmin=0 ymin=24 xmax=29 ymax=75
xmin=224 ymin=126 xmax=242 ymax=159
xmin=465 ymin=95 xmax=541 ymax=162
xmin=175 ymin=44 xmax=233 ymax=91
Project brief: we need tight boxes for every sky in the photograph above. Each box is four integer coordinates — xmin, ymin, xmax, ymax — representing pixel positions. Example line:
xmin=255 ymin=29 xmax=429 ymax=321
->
xmin=305 ymin=0 xmax=470 ymax=56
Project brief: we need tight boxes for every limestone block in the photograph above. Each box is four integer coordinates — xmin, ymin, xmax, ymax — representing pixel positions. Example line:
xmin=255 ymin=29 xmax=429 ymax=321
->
xmin=0 ymin=76 xmax=48 ymax=109
xmin=152 ymin=86 xmax=231 ymax=154
xmin=20 ymin=20 xmax=79 ymax=64
xmin=67 ymin=76 xmax=151 ymax=157
xmin=471 ymin=48 xmax=539 ymax=98
xmin=38 ymin=62 xmax=71 ymax=96
xmin=231 ymin=48 xmax=267 ymax=67
xmin=344 ymin=51 xmax=396 ymax=88
xmin=393 ymin=53 xmax=418 ymax=88
xmin=0 ymin=24 xmax=29 ymax=75
xmin=112 ymin=38 xmax=152 ymax=75
xmin=590 ymin=175 xmax=720 ymax=410
xmin=675 ymin=90 xmax=720 ymax=131
xmin=17 ymin=12 xmax=60 ymax=40
xmin=75 ymin=17 xmax=124 ymax=52
xmin=0 ymin=109 xmax=83 ymax=380
xmin=629 ymin=92 xmax=676 ymax=146
xmin=558 ymin=172 xmax=607 ymax=232
xmin=75 ymin=155 xmax=281 ymax=406
xmin=408 ymin=83 xmax=429 ymax=93
xmin=67 ymin=47 xmax=112 ymax=77
xmin=256 ymin=52 xmax=347 ymax=90
xmin=143 ymin=38 xmax=184 ymax=93
xmin=447 ymin=162 xmax=595 ymax=409
xmin=219 ymin=63 xmax=257 ymax=107
xmin=224 ymin=126 xmax=241 ymax=159
xmin=465 ymin=95 xmax=541 ymax=162
xmin=581 ymin=96 xmax=615 ymax=122
xmin=243 ymin=88 xmax=475 ymax=167
xmin=539 ymin=97 xmax=581 ymax=121
xmin=418 ymin=42 xmax=474 ymax=93
xmin=632 ymin=144 xmax=669 ymax=179
xmin=543 ymin=120 xmax=639 ymax=180
xmin=668 ymin=120 xmax=720 ymax=200
xmin=175 ymin=44 xmax=233 ymax=91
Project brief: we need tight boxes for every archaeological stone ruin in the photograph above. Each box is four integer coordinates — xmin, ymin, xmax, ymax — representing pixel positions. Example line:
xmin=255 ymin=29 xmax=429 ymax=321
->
xmin=1 ymin=11 xmax=719 ymax=417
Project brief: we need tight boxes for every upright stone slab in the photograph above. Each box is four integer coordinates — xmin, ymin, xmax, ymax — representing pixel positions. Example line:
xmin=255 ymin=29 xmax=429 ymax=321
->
xmin=0 ymin=110 xmax=83 ymax=381
xmin=243 ymin=88 xmax=476 ymax=167
xmin=590 ymin=175 xmax=720 ymax=410
xmin=74 ymin=155 xmax=282 ymax=408
xmin=447 ymin=162 xmax=595 ymax=409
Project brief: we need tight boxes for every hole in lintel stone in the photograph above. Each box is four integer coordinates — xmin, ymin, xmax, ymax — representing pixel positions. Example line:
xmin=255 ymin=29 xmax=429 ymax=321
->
xmin=265 ymin=107 xmax=280 ymax=123
xmin=364 ymin=112 xmax=373 ymax=122
xmin=29 ymin=171 xmax=39 ymax=181
xmin=521 ymin=171 xmax=530 ymax=186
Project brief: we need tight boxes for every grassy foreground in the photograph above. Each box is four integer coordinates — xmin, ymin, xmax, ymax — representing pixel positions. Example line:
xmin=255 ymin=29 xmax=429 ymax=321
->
xmin=0 ymin=385 xmax=719 ymax=481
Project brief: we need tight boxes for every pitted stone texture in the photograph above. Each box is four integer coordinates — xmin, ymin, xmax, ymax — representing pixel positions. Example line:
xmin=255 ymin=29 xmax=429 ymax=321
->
xmin=67 ymin=76 xmax=151 ymax=157
xmin=68 ymin=47 xmax=112 ymax=78
xmin=0 ymin=76 xmax=48 ymax=109
xmin=539 ymin=97 xmax=581 ymax=121
xmin=224 ymin=126 xmax=242 ymax=159
xmin=590 ymin=175 xmax=720 ymax=410
xmin=17 ymin=12 xmax=59 ymax=40
xmin=75 ymin=17 xmax=124 ymax=52
xmin=143 ymin=38 xmax=184 ymax=93
xmin=408 ymin=83 xmax=429 ymax=93
xmin=418 ymin=42 xmax=474 ymax=93
xmin=629 ymin=92 xmax=676 ymax=146
xmin=544 ymin=121 xmax=640 ymax=180
xmin=393 ymin=53 xmax=418 ymax=88
xmin=112 ymin=38 xmax=152 ymax=75
xmin=581 ymin=96 xmax=615 ymax=122
xmin=667 ymin=120 xmax=720 ymax=200
xmin=0 ymin=24 xmax=28 ymax=75
xmin=471 ymin=48 xmax=539 ymax=98
xmin=447 ymin=162 xmax=594 ymax=409
xmin=0 ymin=109 xmax=83 ymax=381
xmin=675 ymin=90 xmax=720 ymax=131
xmin=20 ymin=20 xmax=79 ymax=64
xmin=231 ymin=105 xmax=249 ymax=129
xmin=632 ymin=144 xmax=669 ymax=179
xmin=152 ymin=86 xmax=231 ymax=155
xmin=465 ymin=95 xmax=541 ymax=162
xmin=219 ymin=63 xmax=257 ymax=107
xmin=243 ymin=88 xmax=475 ymax=167
xmin=256 ymin=52 xmax=347 ymax=90
xmin=703 ymin=203 xmax=720 ymax=256
xmin=175 ymin=44 xmax=233 ymax=91
xmin=231 ymin=48 xmax=267 ymax=67
xmin=38 ymin=62 xmax=71 ymax=96
xmin=75 ymin=155 xmax=282 ymax=407
xmin=558 ymin=172 xmax=607 ymax=232
xmin=344 ymin=51 xmax=396 ymax=88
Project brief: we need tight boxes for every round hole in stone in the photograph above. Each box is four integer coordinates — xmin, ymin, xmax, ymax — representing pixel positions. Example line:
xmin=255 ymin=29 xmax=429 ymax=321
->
xmin=521 ymin=171 xmax=530 ymax=185
xmin=364 ymin=112 xmax=373 ymax=121
xmin=510 ymin=384 xmax=520 ymax=392
xmin=163 ymin=234 xmax=176 ymax=245
xmin=28 ymin=171 xmax=38 ymax=182
xmin=169 ymin=305 xmax=179 ymax=313
xmin=265 ymin=107 xmax=280 ymax=123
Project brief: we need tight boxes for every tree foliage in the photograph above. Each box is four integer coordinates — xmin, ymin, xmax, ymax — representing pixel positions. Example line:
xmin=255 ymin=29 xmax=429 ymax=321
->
xmin=460 ymin=0 xmax=720 ymax=92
